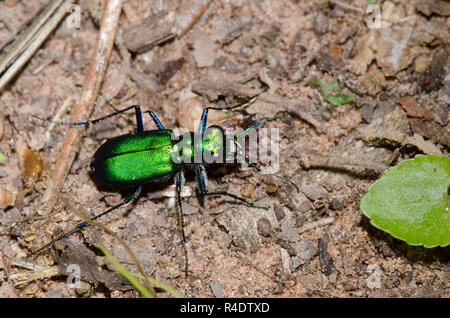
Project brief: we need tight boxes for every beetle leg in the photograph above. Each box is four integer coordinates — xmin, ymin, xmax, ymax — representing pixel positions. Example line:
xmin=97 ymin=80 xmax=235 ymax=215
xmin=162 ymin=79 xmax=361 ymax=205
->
xmin=143 ymin=111 xmax=164 ymax=130
xmin=227 ymin=112 xmax=300 ymax=192
xmin=197 ymin=89 xmax=266 ymax=135
xmin=203 ymin=190 xmax=269 ymax=210
xmin=195 ymin=165 xmax=268 ymax=209
xmin=194 ymin=165 xmax=208 ymax=194
xmin=175 ymin=171 xmax=189 ymax=277
xmin=31 ymin=105 xmax=145 ymax=133
xmin=235 ymin=152 xmax=300 ymax=193
xmin=27 ymin=186 xmax=142 ymax=258
xmin=194 ymin=164 xmax=268 ymax=209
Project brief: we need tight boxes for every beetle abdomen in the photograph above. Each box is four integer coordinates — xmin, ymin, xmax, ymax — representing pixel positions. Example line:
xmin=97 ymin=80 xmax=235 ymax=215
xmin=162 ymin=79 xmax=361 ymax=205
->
xmin=90 ymin=130 xmax=175 ymax=187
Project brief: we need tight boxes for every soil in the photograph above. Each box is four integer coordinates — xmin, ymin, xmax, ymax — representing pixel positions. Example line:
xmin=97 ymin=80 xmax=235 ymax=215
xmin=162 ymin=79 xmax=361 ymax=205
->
xmin=0 ymin=0 xmax=448 ymax=298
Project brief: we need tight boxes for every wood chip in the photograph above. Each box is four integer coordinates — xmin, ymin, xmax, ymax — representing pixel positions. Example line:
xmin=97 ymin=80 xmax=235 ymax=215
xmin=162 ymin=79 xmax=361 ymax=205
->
xmin=359 ymin=127 xmax=443 ymax=156
xmin=394 ymin=97 xmax=426 ymax=118
xmin=0 ymin=189 xmax=17 ymax=209
xmin=122 ymin=10 xmax=175 ymax=53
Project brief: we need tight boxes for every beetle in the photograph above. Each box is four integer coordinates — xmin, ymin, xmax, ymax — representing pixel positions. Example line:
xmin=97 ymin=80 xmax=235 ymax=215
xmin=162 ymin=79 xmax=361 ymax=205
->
xmin=27 ymin=92 xmax=297 ymax=275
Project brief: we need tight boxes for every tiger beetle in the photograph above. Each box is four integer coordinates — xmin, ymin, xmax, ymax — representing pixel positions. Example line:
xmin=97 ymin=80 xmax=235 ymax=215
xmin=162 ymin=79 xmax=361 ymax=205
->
xmin=27 ymin=91 xmax=297 ymax=276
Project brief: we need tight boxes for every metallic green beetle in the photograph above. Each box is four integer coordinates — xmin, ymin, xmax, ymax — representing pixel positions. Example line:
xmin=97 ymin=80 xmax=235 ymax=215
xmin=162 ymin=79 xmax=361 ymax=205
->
xmin=28 ymin=94 xmax=277 ymax=275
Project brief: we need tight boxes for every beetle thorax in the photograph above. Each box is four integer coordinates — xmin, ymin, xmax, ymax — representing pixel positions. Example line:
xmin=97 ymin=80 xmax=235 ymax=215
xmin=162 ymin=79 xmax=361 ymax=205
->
xmin=170 ymin=127 xmax=225 ymax=165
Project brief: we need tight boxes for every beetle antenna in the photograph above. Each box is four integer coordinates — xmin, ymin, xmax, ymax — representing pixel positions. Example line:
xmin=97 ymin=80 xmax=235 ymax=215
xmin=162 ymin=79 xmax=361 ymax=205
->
xmin=228 ymin=111 xmax=299 ymax=192
xmin=204 ymin=87 xmax=267 ymax=112
xmin=232 ymin=149 xmax=299 ymax=192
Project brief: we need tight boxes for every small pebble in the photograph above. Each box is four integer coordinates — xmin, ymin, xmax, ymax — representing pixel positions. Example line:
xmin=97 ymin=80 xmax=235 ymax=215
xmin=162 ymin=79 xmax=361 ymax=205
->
xmin=295 ymin=240 xmax=318 ymax=265
xmin=230 ymin=0 xmax=244 ymax=7
xmin=314 ymin=12 xmax=328 ymax=35
xmin=274 ymin=205 xmax=285 ymax=221
xmin=300 ymin=182 xmax=328 ymax=201
xmin=240 ymin=183 xmax=254 ymax=199
xmin=193 ymin=34 xmax=216 ymax=67
xmin=295 ymin=213 xmax=306 ymax=227
xmin=297 ymin=200 xmax=313 ymax=213
xmin=257 ymin=218 xmax=272 ymax=237
xmin=210 ymin=280 xmax=225 ymax=298
xmin=0 ymin=189 xmax=17 ymax=209
xmin=280 ymin=221 xmax=300 ymax=242
xmin=330 ymin=199 xmax=343 ymax=211
xmin=362 ymin=104 xmax=375 ymax=123
xmin=318 ymin=237 xmax=337 ymax=276
xmin=415 ymin=62 xmax=427 ymax=73
xmin=75 ymin=281 xmax=92 ymax=297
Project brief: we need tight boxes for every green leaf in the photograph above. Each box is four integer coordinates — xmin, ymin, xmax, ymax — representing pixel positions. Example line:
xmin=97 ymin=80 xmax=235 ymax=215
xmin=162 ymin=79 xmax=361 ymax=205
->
xmin=308 ymin=76 xmax=321 ymax=88
xmin=360 ymin=155 xmax=450 ymax=248
xmin=129 ymin=272 xmax=185 ymax=298
xmin=320 ymin=81 xmax=354 ymax=106
xmin=98 ymin=243 xmax=184 ymax=298
xmin=98 ymin=243 xmax=155 ymax=298
xmin=366 ymin=0 xmax=377 ymax=7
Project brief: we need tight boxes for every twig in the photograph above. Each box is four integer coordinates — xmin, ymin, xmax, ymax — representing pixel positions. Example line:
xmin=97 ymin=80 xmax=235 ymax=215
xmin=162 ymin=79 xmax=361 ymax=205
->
xmin=10 ymin=265 xmax=60 ymax=287
xmin=298 ymin=217 xmax=335 ymax=234
xmin=0 ymin=0 xmax=74 ymax=92
xmin=239 ymin=254 xmax=284 ymax=285
xmin=1 ymin=247 xmax=20 ymax=297
xmin=11 ymin=260 xmax=46 ymax=271
xmin=59 ymin=195 xmax=156 ymax=297
xmin=359 ymin=128 xmax=443 ymax=156
xmin=0 ymin=0 xmax=65 ymax=74
xmin=41 ymin=0 xmax=124 ymax=211
xmin=259 ymin=94 xmax=326 ymax=133
xmin=178 ymin=0 xmax=214 ymax=38
xmin=106 ymin=31 xmax=131 ymax=98
xmin=299 ymin=155 xmax=388 ymax=175
xmin=31 ymin=55 xmax=56 ymax=75
xmin=328 ymin=0 xmax=364 ymax=13
xmin=0 ymin=3 xmax=46 ymax=52
xmin=44 ymin=97 xmax=73 ymax=144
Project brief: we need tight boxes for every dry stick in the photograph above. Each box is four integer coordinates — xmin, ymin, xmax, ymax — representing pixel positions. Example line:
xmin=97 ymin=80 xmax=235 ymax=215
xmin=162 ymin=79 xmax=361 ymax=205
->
xmin=0 ymin=247 xmax=20 ymax=297
xmin=41 ymin=0 xmax=123 ymax=211
xmin=0 ymin=0 xmax=74 ymax=91
xmin=106 ymin=32 xmax=131 ymax=99
xmin=178 ymin=0 xmax=214 ymax=39
xmin=0 ymin=0 xmax=65 ymax=74
xmin=359 ymin=129 xmax=443 ymax=156
xmin=259 ymin=94 xmax=325 ymax=133
xmin=31 ymin=55 xmax=57 ymax=75
xmin=300 ymin=155 xmax=388 ymax=175
xmin=239 ymin=255 xmax=284 ymax=285
xmin=0 ymin=3 xmax=47 ymax=52
xmin=11 ymin=266 xmax=60 ymax=287
xmin=59 ymin=196 xmax=156 ymax=297
xmin=44 ymin=97 xmax=73 ymax=145
xmin=298 ymin=217 xmax=335 ymax=235
xmin=328 ymin=0 xmax=363 ymax=12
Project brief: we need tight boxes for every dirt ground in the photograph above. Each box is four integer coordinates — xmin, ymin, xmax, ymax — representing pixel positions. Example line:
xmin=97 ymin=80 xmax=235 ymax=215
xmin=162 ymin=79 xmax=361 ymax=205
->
xmin=0 ymin=0 xmax=448 ymax=298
